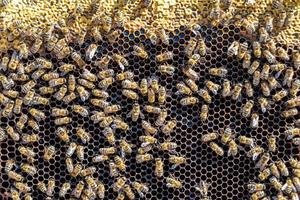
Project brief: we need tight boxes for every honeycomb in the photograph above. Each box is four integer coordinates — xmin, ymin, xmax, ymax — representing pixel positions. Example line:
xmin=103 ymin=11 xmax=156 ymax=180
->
xmin=0 ymin=20 xmax=298 ymax=199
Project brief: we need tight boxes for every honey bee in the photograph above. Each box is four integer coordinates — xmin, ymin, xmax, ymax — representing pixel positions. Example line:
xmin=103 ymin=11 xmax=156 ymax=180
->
xmin=28 ymin=119 xmax=39 ymax=131
xmin=162 ymin=120 xmax=177 ymax=135
xmin=98 ymin=77 xmax=115 ymax=89
xmin=15 ymin=113 xmax=28 ymax=131
xmin=241 ymin=100 xmax=254 ymax=118
xmin=39 ymin=86 xmax=55 ymax=95
xmin=228 ymin=41 xmax=239 ymax=57
xmin=18 ymin=146 xmax=36 ymax=158
xmin=292 ymin=51 xmax=300 ymax=70
xmin=4 ymin=159 xmax=15 ymax=172
xmin=269 ymin=176 xmax=283 ymax=191
xmin=187 ymin=54 xmax=201 ymax=67
xmin=91 ymin=89 xmax=108 ymax=99
xmin=182 ymin=66 xmax=199 ymax=81
xmin=282 ymin=178 xmax=295 ymax=195
xmin=292 ymin=138 xmax=300 ymax=145
xmin=31 ymin=69 xmax=46 ymax=80
xmin=156 ymin=51 xmax=173 ymax=63
xmin=258 ymin=167 xmax=271 ymax=181
xmin=85 ymin=176 xmax=98 ymax=191
xmin=112 ymin=117 xmax=129 ymax=132
xmin=220 ymin=79 xmax=231 ymax=98
xmin=176 ymin=82 xmax=192 ymax=96
xmin=0 ymin=56 xmax=9 ymax=71
xmin=195 ymin=180 xmax=211 ymax=199
xmin=180 ymin=96 xmax=199 ymax=106
xmin=145 ymin=29 xmax=158 ymax=45
xmin=293 ymin=168 xmax=300 ymax=178
xmin=80 ymin=69 xmax=97 ymax=83
xmin=114 ymin=155 xmax=126 ymax=172
xmin=96 ymin=182 xmax=105 ymax=199
xmin=132 ymin=181 xmax=149 ymax=198
xmin=49 ymin=78 xmax=66 ymax=88
xmin=3 ymin=90 xmax=19 ymax=99
xmin=251 ymin=41 xmax=261 ymax=58
xmin=54 ymin=117 xmax=72 ymax=125
xmin=157 ymin=64 xmax=176 ymax=76
xmin=76 ymin=128 xmax=91 ymax=144
xmin=44 ymin=146 xmax=56 ymax=161
xmin=120 ymin=139 xmax=134 ymax=157
xmin=196 ymin=37 xmax=206 ymax=56
xmin=247 ymin=60 xmax=260 ymax=75
xmin=90 ymin=111 xmax=105 ymax=123
xmin=72 ymin=105 xmax=89 ymax=117
xmin=46 ymin=178 xmax=55 ymax=197
xmin=286 ymin=97 xmax=300 ymax=108
xmin=273 ymin=89 xmax=288 ymax=102
xmin=241 ymin=52 xmax=251 ymax=69
xmin=42 ymin=72 xmax=59 ymax=82
xmin=250 ymin=112 xmax=259 ymax=128
xmin=132 ymin=45 xmax=148 ymax=59
xmin=153 ymin=158 xmax=164 ymax=178
xmin=99 ymin=147 xmax=116 ymax=155
xmin=242 ymin=80 xmax=253 ymax=98
xmin=76 ymin=86 xmax=90 ymax=102
xmin=72 ymin=181 xmax=84 ymax=198
xmin=90 ymin=98 xmax=109 ymax=108
xmin=66 ymin=157 xmax=74 ymax=174
xmin=14 ymin=182 xmax=31 ymax=193
xmin=141 ymin=120 xmax=157 ymax=135
xmin=238 ymin=136 xmax=255 ymax=147
xmin=103 ymin=127 xmax=116 ymax=145
xmin=113 ymin=54 xmax=129 ymax=71
xmin=78 ymin=78 xmax=95 ymax=89
xmin=10 ymin=187 xmax=20 ymax=200
xmin=62 ymin=92 xmax=77 ymax=104
xmin=2 ymin=100 xmax=14 ymax=118
xmin=94 ymin=55 xmax=111 ymax=69
xmin=143 ymin=105 xmax=160 ymax=114
xmin=270 ymin=64 xmax=286 ymax=78
xmin=85 ymin=43 xmax=97 ymax=61
xmin=160 ymin=141 xmax=178 ymax=152
xmin=99 ymin=116 xmax=114 ymax=128
xmin=281 ymin=108 xmax=298 ymax=118
xmin=92 ymin=154 xmax=109 ymax=163
xmin=32 ymin=96 xmax=49 ymax=106
xmin=255 ymin=153 xmax=270 ymax=170
xmin=97 ymin=69 xmax=115 ymax=80
xmin=71 ymin=52 xmax=86 ymax=68
xmin=108 ymin=161 xmax=119 ymax=177
xmin=23 ymin=90 xmax=35 ymax=106
xmin=292 ymin=177 xmax=300 ymax=192
xmin=206 ymin=80 xmax=221 ymax=95
xmin=128 ymin=103 xmax=143 ymax=122
xmin=6 ymin=126 xmax=20 ymax=141
xmin=20 ymin=80 xmax=36 ymax=94
xmin=290 ymin=79 xmax=300 ymax=98
xmin=0 ymin=74 xmax=14 ymax=90
xmin=185 ymin=38 xmax=197 ymax=56
xmin=20 ymin=163 xmax=37 ymax=176
xmin=208 ymin=142 xmax=224 ymax=156
xmin=282 ymin=67 xmax=294 ymax=87
xmin=276 ymin=160 xmax=289 ymax=177
xmin=51 ymin=108 xmax=68 ymax=117
xmin=24 ymin=193 xmax=33 ymax=200
xmin=169 ymin=155 xmax=186 ymax=169
xmin=166 ymin=176 xmax=182 ymax=189
xmin=55 ymin=127 xmax=69 ymax=143
xmin=277 ymin=47 xmax=289 ymax=61
xmin=59 ymin=182 xmax=71 ymax=198
xmin=209 ymin=67 xmax=228 ymax=78
xmin=260 ymin=64 xmax=270 ymax=80
xmin=263 ymin=50 xmax=277 ymax=64
xmin=231 ymin=83 xmax=243 ymax=101
xmin=269 ymin=163 xmax=280 ymax=179
xmin=121 ymin=80 xmax=138 ymax=90
xmin=136 ymin=153 xmax=154 ymax=163
xmin=7 ymin=171 xmax=24 ymax=182
xmin=121 ymin=89 xmax=138 ymax=100
xmin=237 ymin=42 xmax=248 ymax=60
xmin=0 ymin=93 xmax=9 ymax=105
xmin=247 ymin=182 xmax=266 ymax=193
xmin=201 ymin=132 xmax=218 ymax=143
xmin=253 ymin=70 xmax=261 ymax=87
xmin=139 ymin=135 xmax=157 ymax=147
xmin=113 ymin=177 xmax=127 ymax=192
xmin=260 ymin=81 xmax=270 ymax=97
xmin=285 ymin=127 xmax=300 ymax=140
xmin=71 ymin=164 xmax=82 ymax=178
xmin=115 ymin=192 xmax=125 ymax=200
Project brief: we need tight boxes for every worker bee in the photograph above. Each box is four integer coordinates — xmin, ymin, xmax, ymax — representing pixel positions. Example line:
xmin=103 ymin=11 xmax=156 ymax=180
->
xmin=156 ymin=51 xmax=173 ymax=63
xmin=42 ymin=72 xmax=59 ymax=82
xmin=282 ymin=178 xmax=295 ymax=195
xmin=145 ymin=29 xmax=158 ymax=45
xmin=51 ymin=108 xmax=68 ymax=117
xmin=3 ymin=90 xmax=19 ymax=99
xmin=260 ymin=64 xmax=270 ymax=80
xmin=201 ymin=132 xmax=218 ymax=143
xmin=119 ymin=139 xmax=134 ymax=157
xmin=258 ymin=26 xmax=269 ymax=43
xmin=71 ymin=164 xmax=82 ymax=178
xmin=31 ymin=96 xmax=49 ymax=106
xmin=181 ymin=67 xmax=199 ymax=82
xmin=62 ymin=92 xmax=77 ymax=104
xmin=72 ymin=105 xmax=89 ymax=117
xmin=91 ymin=89 xmax=109 ymax=99
xmin=255 ymin=153 xmax=270 ymax=170
xmin=290 ymin=79 xmax=300 ymax=98
xmin=85 ymin=176 xmax=98 ymax=191
xmin=39 ymin=86 xmax=55 ymax=95
xmin=243 ymin=80 xmax=253 ymax=98
xmin=10 ymin=187 xmax=20 ymax=200
xmin=66 ymin=157 xmax=74 ymax=174
xmin=247 ymin=182 xmax=266 ymax=193
xmin=166 ymin=176 xmax=182 ymax=189
xmin=132 ymin=181 xmax=149 ymax=198
xmin=113 ymin=177 xmax=127 ymax=192
xmin=270 ymin=64 xmax=286 ymax=77
xmin=248 ymin=60 xmax=260 ymax=75
xmin=1 ymin=100 xmax=14 ymax=118
xmin=21 ymin=80 xmax=36 ymax=94
xmin=54 ymin=117 xmax=72 ymax=125
xmin=0 ymin=92 xmax=9 ymax=105
xmin=195 ymin=180 xmax=211 ymax=199
xmin=293 ymin=168 xmax=300 ymax=178
xmin=115 ymin=192 xmax=125 ymax=200
xmin=99 ymin=116 xmax=114 ymax=128
xmin=7 ymin=171 xmax=24 ymax=182
xmin=31 ymin=69 xmax=46 ymax=80
xmin=292 ymin=51 xmax=300 ymax=70
xmin=269 ymin=176 xmax=283 ymax=191
xmin=231 ymin=83 xmax=243 ymax=101
xmin=160 ymin=141 xmax=178 ymax=152
xmin=112 ymin=117 xmax=129 ymax=131
xmin=132 ymin=45 xmax=148 ymax=59
xmin=285 ymin=128 xmax=300 ymax=140
xmin=112 ymin=54 xmax=129 ymax=71
xmin=269 ymin=163 xmax=280 ymax=179
xmin=250 ymin=113 xmax=259 ymax=129
xmin=292 ymin=177 xmax=300 ymax=192
xmin=251 ymin=41 xmax=261 ymax=58
xmin=162 ymin=120 xmax=177 ymax=135
xmin=180 ymin=96 xmax=199 ymax=106
xmin=238 ymin=136 xmax=255 ymax=147
xmin=90 ymin=111 xmax=105 ymax=123
xmin=176 ymin=82 xmax=192 ymax=96
xmin=205 ymin=80 xmax=220 ymax=95
xmin=258 ymin=167 xmax=271 ymax=181
xmin=281 ymin=108 xmax=298 ymax=118
xmin=92 ymin=154 xmax=109 ymax=163
xmin=99 ymin=147 xmax=116 ymax=155
xmin=237 ymin=42 xmax=248 ymax=60
xmin=241 ymin=100 xmax=254 ymax=118
xmin=128 ymin=103 xmax=143 ymax=122
xmin=46 ymin=178 xmax=55 ymax=197
xmin=286 ymin=97 xmax=300 ymax=108
xmin=15 ymin=113 xmax=28 ymax=131
xmin=6 ymin=126 xmax=20 ymax=141
xmin=72 ymin=181 xmax=84 ymax=198
xmin=4 ymin=159 xmax=15 ymax=173
xmin=114 ymin=155 xmax=126 ymax=171
xmin=0 ymin=56 xmax=9 ymax=71
xmin=208 ymin=142 xmax=224 ymax=156
xmin=260 ymin=81 xmax=270 ymax=97
xmin=103 ymin=127 xmax=116 ymax=145
xmin=272 ymin=89 xmax=288 ymax=102
xmin=14 ymin=182 xmax=31 ymax=193
xmin=122 ymin=80 xmax=138 ymax=90
xmin=30 ymin=38 xmax=43 ymax=54
xmin=71 ymin=52 xmax=86 ymax=68
xmin=169 ymin=155 xmax=186 ymax=169
xmin=220 ymin=79 xmax=231 ymax=98
xmin=98 ymin=77 xmax=115 ymax=89
xmin=139 ymin=135 xmax=157 ymax=147
xmin=114 ymin=71 xmax=133 ymax=82
xmin=183 ymin=79 xmax=197 ymax=93
xmin=109 ymin=161 xmax=119 ymax=177
xmin=44 ymin=146 xmax=55 ymax=161
xmin=252 ymin=70 xmax=261 ymax=87
xmin=97 ymin=69 xmax=115 ymax=80
xmin=227 ymin=41 xmax=239 ymax=57
xmin=187 ymin=54 xmax=200 ymax=67
xmin=122 ymin=89 xmax=138 ymax=100
xmin=144 ymin=105 xmax=161 ymax=114
xmin=136 ymin=153 xmax=154 ymax=163
xmin=266 ymin=136 xmax=277 ymax=153
xmin=142 ymin=120 xmax=157 ymax=135
xmin=85 ymin=43 xmax=97 ymax=61
xmin=20 ymin=163 xmax=37 ymax=176
xmin=18 ymin=146 xmax=36 ymax=159
xmin=263 ymin=49 xmax=277 ymax=64
xmin=0 ymin=74 xmax=14 ymax=90
xmin=154 ymin=158 xmax=164 ymax=178
xmin=277 ymin=47 xmax=289 ymax=61
xmin=241 ymin=52 xmax=251 ymax=69
xmin=276 ymin=160 xmax=289 ymax=177
xmin=195 ymin=37 xmax=206 ymax=56
xmin=209 ymin=67 xmax=228 ymax=78
xmin=137 ymin=145 xmax=153 ymax=155
xmin=185 ymin=38 xmax=197 ymax=56
xmin=66 ymin=75 xmax=76 ymax=92
xmin=90 ymin=98 xmax=109 ymax=108
xmin=158 ymin=64 xmax=175 ymax=75
xmin=96 ymin=182 xmax=105 ymax=199
xmin=282 ymin=67 xmax=294 ymax=87
xmin=94 ymin=55 xmax=111 ymax=69
xmin=56 ymin=127 xmax=69 ymax=143
xmin=59 ymin=182 xmax=71 ymax=198
xmin=76 ymin=128 xmax=91 ymax=144
xmin=76 ymin=86 xmax=90 ymax=102
xmin=78 ymin=78 xmax=95 ymax=89
xmin=49 ymin=78 xmax=66 ymax=88
xmin=23 ymin=90 xmax=35 ymax=106
xmin=27 ymin=119 xmax=39 ymax=132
